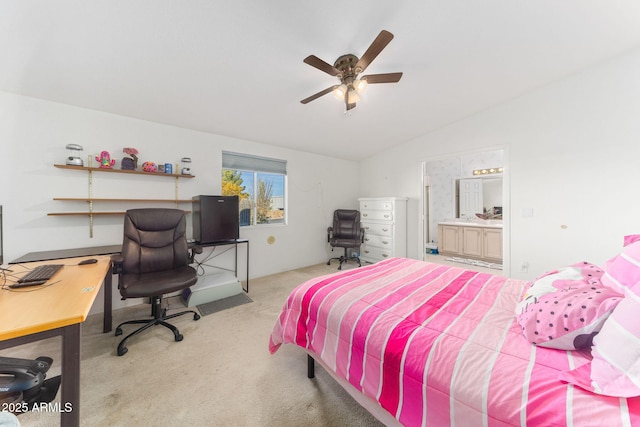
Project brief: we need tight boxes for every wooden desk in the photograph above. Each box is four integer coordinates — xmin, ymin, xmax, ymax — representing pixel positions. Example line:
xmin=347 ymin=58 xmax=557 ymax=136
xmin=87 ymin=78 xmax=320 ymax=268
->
xmin=0 ymin=256 xmax=111 ymax=427
xmin=9 ymin=244 xmax=122 ymax=265
xmin=9 ymin=245 xmax=119 ymax=333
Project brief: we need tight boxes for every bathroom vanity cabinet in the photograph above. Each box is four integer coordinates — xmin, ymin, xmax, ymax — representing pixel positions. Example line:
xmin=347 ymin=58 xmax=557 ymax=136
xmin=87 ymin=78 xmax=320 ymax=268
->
xmin=437 ymin=222 xmax=502 ymax=262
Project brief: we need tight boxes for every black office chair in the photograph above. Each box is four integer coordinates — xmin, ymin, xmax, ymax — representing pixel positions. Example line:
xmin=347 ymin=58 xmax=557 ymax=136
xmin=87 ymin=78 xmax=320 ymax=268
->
xmin=111 ymin=208 xmax=202 ymax=356
xmin=327 ymin=209 xmax=364 ymax=270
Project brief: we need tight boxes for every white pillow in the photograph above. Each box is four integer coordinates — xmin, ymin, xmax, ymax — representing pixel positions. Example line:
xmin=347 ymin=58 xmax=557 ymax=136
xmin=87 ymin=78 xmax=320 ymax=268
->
xmin=560 ymin=280 xmax=640 ymax=397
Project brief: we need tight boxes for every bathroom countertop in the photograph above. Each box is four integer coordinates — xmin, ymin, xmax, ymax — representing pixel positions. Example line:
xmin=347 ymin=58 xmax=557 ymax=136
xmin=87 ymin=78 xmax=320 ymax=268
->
xmin=438 ymin=220 xmax=503 ymax=229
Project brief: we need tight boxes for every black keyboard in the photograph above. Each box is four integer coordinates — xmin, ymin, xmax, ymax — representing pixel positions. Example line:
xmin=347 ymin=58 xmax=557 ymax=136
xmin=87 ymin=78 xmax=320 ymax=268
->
xmin=13 ymin=264 xmax=64 ymax=287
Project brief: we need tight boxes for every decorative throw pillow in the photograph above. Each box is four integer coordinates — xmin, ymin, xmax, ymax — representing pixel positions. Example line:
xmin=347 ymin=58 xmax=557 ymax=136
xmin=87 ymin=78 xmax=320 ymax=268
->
xmin=560 ymin=280 xmax=640 ymax=397
xmin=601 ymin=239 xmax=640 ymax=294
xmin=623 ymin=234 xmax=640 ymax=247
xmin=516 ymin=262 xmax=622 ymax=350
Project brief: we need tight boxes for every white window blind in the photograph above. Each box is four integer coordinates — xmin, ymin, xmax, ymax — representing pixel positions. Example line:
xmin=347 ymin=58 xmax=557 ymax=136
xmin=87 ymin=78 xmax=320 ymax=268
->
xmin=222 ymin=151 xmax=287 ymax=175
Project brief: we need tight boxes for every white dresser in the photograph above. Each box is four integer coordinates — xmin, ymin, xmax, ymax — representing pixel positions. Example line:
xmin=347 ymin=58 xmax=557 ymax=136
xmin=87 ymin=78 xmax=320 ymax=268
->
xmin=358 ymin=197 xmax=407 ymax=264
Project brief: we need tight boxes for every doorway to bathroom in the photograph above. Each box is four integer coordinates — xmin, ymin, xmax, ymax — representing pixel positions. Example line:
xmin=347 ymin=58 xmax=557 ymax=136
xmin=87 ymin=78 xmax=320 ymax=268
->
xmin=419 ymin=148 xmax=510 ymax=275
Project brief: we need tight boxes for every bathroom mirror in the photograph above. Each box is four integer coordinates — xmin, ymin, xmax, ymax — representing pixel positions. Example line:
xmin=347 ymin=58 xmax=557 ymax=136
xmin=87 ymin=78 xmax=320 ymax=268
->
xmin=455 ymin=177 xmax=502 ymax=219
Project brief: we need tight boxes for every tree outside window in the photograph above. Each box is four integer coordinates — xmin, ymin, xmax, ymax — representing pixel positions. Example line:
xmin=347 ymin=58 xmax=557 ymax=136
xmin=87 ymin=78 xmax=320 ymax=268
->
xmin=222 ymin=169 xmax=285 ymax=226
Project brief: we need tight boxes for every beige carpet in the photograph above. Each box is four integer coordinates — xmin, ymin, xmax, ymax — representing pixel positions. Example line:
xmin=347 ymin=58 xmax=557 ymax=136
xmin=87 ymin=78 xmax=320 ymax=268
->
xmin=3 ymin=262 xmax=385 ymax=427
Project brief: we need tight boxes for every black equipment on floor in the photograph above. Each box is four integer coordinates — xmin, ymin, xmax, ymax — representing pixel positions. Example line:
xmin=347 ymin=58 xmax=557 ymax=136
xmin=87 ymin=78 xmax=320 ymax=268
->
xmin=0 ymin=356 xmax=61 ymax=412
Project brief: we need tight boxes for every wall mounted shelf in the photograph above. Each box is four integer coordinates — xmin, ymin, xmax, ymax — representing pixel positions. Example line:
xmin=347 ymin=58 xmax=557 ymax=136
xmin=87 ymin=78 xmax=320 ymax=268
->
xmin=48 ymin=211 xmax=192 ymax=217
xmin=52 ymin=198 xmax=193 ymax=203
xmin=51 ymin=164 xmax=195 ymax=236
xmin=53 ymin=164 xmax=195 ymax=179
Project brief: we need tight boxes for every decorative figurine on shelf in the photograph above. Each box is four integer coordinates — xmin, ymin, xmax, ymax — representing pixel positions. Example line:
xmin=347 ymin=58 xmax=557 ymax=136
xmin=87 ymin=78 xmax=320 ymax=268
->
xmin=122 ymin=147 xmax=139 ymax=170
xmin=142 ymin=161 xmax=157 ymax=173
xmin=95 ymin=151 xmax=116 ymax=169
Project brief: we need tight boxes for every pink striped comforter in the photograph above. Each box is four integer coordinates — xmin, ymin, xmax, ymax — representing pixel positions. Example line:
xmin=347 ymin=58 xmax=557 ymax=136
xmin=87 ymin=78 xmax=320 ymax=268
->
xmin=269 ymin=258 xmax=640 ymax=426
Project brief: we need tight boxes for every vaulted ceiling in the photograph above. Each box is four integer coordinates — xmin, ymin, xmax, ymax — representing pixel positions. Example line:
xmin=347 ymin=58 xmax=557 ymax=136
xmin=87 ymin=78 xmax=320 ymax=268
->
xmin=3 ymin=1 xmax=640 ymax=160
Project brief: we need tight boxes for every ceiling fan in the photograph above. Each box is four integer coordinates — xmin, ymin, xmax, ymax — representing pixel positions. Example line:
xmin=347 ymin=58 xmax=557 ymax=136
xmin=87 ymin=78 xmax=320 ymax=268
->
xmin=300 ymin=30 xmax=403 ymax=111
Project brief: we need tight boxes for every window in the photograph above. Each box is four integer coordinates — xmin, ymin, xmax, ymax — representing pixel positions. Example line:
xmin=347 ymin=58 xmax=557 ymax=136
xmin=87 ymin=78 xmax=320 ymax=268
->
xmin=222 ymin=151 xmax=287 ymax=226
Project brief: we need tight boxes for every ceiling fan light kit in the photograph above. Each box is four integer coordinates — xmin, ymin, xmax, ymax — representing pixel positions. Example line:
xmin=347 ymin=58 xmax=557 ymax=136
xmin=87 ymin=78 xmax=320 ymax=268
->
xmin=347 ymin=88 xmax=359 ymax=105
xmin=333 ymin=84 xmax=348 ymax=99
xmin=354 ymin=78 xmax=368 ymax=92
xmin=301 ymin=30 xmax=403 ymax=111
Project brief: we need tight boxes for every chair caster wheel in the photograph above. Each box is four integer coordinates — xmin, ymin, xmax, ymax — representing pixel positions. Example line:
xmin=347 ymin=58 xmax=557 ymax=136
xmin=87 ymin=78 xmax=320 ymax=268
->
xmin=194 ymin=314 xmax=201 ymax=321
xmin=175 ymin=334 xmax=184 ymax=342
xmin=117 ymin=346 xmax=128 ymax=356
xmin=115 ymin=327 xmax=123 ymax=336
xmin=327 ymin=261 xmax=331 ymax=265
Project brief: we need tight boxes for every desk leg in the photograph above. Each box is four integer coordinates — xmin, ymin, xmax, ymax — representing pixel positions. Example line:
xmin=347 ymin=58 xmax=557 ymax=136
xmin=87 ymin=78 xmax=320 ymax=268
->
xmin=234 ymin=244 xmax=238 ymax=280
xmin=103 ymin=264 xmax=112 ymax=333
xmin=61 ymin=323 xmax=81 ymax=427
xmin=246 ymin=241 xmax=249 ymax=292
xmin=237 ymin=242 xmax=250 ymax=293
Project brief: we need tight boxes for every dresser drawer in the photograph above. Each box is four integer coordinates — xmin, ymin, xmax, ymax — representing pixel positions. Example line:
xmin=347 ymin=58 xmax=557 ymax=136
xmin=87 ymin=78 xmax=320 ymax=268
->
xmin=362 ymin=222 xmax=392 ymax=237
xmin=360 ymin=200 xmax=394 ymax=211
xmin=361 ymin=210 xmax=393 ymax=221
xmin=361 ymin=245 xmax=393 ymax=262
xmin=363 ymin=234 xmax=393 ymax=249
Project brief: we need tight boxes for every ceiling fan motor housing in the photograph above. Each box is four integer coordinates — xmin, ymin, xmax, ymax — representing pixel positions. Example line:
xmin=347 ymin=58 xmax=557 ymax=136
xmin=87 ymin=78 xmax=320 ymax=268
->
xmin=334 ymin=54 xmax=359 ymax=84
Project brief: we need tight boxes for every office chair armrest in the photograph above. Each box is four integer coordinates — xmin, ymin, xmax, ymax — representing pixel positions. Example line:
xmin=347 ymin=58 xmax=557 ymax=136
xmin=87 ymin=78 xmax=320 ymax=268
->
xmin=189 ymin=245 xmax=203 ymax=263
xmin=327 ymin=226 xmax=333 ymax=242
xmin=360 ymin=227 xmax=365 ymax=243
xmin=187 ymin=241 xmax=203 ymax=255
xmin=110 ymin=254 xmax=124 ymax=275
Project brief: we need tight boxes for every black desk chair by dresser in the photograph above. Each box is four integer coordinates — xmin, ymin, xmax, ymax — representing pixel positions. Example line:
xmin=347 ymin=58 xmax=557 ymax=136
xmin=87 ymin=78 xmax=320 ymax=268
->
xmin=327 ymin=209 xmax=364 ymax=270
xmin=111 ymin=208 xmax=202 ymax=356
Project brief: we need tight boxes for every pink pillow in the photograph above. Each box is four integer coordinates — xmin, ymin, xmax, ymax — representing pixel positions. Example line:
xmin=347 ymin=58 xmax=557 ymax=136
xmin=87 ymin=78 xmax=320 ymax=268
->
xmin=560 ymin=280 xmax=640 ymax=397
xmin=623 ymin=234 xmax=640 ymax=247
xmin=516 ymin=262 xmax=622 ymax=350
xmin=601 ymin=239 xmax=640 ymax=294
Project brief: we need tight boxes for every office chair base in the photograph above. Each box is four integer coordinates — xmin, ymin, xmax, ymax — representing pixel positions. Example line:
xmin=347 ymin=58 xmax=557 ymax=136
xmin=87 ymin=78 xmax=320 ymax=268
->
xmin=115 ymin=298 xmax=200 ymax=356
xmin=327 ymin=255 xmax=362 ymax=270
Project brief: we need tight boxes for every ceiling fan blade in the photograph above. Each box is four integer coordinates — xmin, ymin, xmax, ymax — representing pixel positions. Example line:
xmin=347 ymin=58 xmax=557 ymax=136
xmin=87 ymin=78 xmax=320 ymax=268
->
xmin=303 ymin=55 xmax=339 ymax=76
xmin=300 ymin=85 xmax=339 ymax=104
xmin=355 ymin=30 xmax=394 ymax=74
xmin=361 ymin=72 xmax=403 ymax=84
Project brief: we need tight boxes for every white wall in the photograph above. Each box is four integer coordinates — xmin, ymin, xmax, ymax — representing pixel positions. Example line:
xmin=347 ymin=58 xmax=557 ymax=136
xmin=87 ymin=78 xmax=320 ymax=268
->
xmin=0 ymin=92 xmax=359 ymax=309
xmin=359 ymin=47 xmax=640 ymax=280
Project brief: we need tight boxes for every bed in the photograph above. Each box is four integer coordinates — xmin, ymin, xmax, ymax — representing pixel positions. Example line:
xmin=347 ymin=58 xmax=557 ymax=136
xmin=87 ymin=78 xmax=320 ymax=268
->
xmin=269 ymin=256 xmax=640 ymax=426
